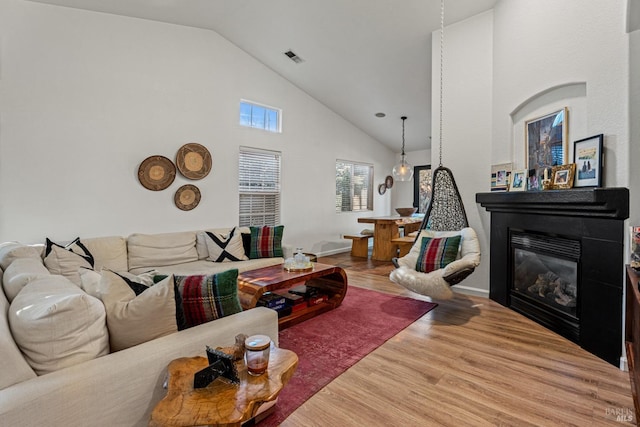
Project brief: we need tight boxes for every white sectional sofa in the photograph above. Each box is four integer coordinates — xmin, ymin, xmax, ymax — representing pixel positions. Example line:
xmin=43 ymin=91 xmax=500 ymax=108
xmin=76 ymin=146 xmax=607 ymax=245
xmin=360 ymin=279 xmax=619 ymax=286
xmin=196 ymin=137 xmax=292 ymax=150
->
xmin=0 ymin=227 xmax=287 ymax=426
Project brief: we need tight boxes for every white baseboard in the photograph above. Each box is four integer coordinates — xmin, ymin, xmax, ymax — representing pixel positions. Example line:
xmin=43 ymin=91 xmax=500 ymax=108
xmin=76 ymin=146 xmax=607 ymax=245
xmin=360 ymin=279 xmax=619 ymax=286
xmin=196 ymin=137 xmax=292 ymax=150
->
xmin=315 ymin=247 xmax=351 ymax=257
xmin=452 ymin=285 xmax=490 ymax=298
xmin=620 ymin=356 xmax=628 ymax=372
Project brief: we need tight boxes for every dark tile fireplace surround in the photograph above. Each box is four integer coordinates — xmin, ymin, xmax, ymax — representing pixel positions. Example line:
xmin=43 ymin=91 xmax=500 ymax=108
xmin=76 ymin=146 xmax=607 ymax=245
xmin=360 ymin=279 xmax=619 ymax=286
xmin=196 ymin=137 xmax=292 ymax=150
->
xmin=476 ymin=188 xmax=629 ymax=366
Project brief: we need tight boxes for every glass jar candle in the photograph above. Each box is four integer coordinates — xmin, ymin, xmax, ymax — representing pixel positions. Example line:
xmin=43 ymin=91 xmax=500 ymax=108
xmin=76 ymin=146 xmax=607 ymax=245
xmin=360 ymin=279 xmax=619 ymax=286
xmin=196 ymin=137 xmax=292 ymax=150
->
xmin=244 ymin=335 xmax=271 ymax=376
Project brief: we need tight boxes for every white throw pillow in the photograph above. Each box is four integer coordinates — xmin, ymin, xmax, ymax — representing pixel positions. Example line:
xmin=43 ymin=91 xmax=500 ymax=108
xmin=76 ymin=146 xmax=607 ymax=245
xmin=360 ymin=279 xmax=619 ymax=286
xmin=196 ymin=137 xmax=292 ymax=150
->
xmin=97 ymin=270 xmax=177 ymax=352
xmin=80 ymin=268 xmax=158 ymax=300
xmin=43 ymin=238 xmax=95 ymax=286
xmin=204 ymin=227 xmax=248 ymax=262
xmin=9 ymin=276 xmax=109 ymax=375
xmin=79 ymin=267 xmax=102 ymax=297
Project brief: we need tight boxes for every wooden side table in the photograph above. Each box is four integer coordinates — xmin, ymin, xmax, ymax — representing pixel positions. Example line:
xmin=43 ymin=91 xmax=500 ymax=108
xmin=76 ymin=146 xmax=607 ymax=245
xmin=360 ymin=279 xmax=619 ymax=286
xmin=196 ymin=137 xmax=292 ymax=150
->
xmin=149 ymin=346 xmax=298 ymax=427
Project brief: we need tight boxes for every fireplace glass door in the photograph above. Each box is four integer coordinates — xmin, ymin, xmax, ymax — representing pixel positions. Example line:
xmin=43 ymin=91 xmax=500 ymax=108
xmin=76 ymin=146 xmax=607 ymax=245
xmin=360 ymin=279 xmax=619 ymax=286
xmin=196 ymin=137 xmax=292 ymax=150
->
xmin=513 ymin=249 xmax=578 ymax=317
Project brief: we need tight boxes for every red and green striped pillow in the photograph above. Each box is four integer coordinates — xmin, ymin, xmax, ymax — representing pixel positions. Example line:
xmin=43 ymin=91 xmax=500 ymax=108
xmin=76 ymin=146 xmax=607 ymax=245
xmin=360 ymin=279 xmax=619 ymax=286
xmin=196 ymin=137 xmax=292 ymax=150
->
xmin=249 ymin=225 xmax=284 ymax=259
xmin=415 ymin=235 xmax=461 ymax=273
xmin=155 ymin=269 xmax=242 ymax=330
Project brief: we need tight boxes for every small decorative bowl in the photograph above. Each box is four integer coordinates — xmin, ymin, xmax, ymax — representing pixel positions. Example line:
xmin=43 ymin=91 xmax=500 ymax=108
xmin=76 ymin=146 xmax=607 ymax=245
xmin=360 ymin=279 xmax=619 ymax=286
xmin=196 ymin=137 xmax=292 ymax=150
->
xmin=395 ymin=207 xmax=418 ymax=217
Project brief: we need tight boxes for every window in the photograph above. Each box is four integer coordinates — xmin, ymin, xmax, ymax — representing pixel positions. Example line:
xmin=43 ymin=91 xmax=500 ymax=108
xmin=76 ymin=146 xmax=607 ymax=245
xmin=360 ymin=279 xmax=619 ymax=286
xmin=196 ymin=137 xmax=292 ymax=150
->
xmin=239 ymin=100 xmax=281 ymax=133
xmin=239 ymin=148 xmax=281 ymax=226
xmin=335 ymin=160 xmax=373 ymax=212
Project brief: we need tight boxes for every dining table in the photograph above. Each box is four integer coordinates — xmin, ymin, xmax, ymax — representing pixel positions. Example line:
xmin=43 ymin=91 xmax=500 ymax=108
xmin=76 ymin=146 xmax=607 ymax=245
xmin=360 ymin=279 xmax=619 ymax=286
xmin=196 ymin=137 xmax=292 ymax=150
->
xmin=357 ymin=215 xmax=423 ymax=261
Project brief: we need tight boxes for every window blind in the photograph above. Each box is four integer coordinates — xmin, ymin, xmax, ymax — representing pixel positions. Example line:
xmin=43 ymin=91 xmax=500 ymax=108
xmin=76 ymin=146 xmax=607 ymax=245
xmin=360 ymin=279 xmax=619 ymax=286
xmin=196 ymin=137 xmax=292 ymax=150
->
xmin=335 ymin=160 xmax=373 ymax=213
xmin=239 ymin=148 xmax=281 ymax=227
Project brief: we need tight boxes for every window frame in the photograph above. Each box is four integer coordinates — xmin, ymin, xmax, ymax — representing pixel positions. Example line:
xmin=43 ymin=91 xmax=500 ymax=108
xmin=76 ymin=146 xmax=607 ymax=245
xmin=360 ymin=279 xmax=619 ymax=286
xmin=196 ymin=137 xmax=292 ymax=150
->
xmin=239 ymin=99 xmax=282 ymax=133
xmin=335 ymin=159 xmax=374 ymax=213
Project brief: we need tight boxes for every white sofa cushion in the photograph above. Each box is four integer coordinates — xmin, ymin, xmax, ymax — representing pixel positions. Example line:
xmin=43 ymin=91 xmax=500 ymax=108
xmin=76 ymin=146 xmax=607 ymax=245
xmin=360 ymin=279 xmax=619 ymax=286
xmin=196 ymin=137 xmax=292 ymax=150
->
xmin=2 ymin=257 xmax=51 ymax=302
xmin=9 ymin=276 xmax=109 ymax=375
xmin=83 ymin=236 xmax=128 ymax=272
xmin=0 ymin=280 xmax=37 ymax=389
xmin=0 ymin=242 xmax=43 ymax=271
xmin=128 ymin=231 xmax=198 ymax=271
xmin=96 ymin=270 xmax=178 ymax=352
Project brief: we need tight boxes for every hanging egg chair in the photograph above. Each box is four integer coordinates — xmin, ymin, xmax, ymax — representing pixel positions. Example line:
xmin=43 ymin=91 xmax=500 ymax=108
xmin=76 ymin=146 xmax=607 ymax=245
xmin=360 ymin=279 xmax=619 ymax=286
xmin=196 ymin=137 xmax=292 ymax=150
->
xmin=389 ymin=0 xmax=480 ymax=299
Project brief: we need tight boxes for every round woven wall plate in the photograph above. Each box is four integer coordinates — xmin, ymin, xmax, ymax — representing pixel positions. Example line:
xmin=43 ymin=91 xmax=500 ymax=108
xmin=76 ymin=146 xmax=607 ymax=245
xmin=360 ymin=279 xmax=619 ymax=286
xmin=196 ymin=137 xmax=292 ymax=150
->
xmin=174 ymin=184 xmax=201 ymax=211
xmin=176 ymin=143 xmax=212 ymax=180
xmin=385 ymin=175 xmax=394 ymax=189
xmin=138 ymin=155 xmax=176 ymax=191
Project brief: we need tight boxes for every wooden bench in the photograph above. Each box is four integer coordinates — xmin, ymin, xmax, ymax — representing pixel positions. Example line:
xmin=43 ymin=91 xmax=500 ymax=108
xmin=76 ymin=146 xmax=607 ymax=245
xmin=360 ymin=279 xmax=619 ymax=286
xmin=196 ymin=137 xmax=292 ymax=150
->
xmin=391 ymin=236 xmax=415 ymax=257
xmin=343 ymin=234 xmax=373 ymax=258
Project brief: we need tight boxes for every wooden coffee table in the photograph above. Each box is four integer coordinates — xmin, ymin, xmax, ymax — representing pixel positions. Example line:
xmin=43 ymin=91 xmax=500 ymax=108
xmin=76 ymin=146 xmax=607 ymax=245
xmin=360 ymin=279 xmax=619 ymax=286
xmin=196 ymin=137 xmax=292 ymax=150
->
xmin=149 ymin=345 xmax=298 ymax=427
xmin=237 ymin=263 xmax=348 ymax=329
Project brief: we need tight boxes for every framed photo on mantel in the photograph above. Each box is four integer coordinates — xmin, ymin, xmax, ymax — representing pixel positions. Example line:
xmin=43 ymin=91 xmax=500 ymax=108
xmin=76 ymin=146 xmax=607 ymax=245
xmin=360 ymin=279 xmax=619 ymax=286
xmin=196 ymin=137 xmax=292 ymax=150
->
xmin=525 ymin=108 xmax=568 ymax=185
xmin=573 ymin=134 xmax=603 ymax=188
xmin=490 ymin=163 xmax=512 ymax=192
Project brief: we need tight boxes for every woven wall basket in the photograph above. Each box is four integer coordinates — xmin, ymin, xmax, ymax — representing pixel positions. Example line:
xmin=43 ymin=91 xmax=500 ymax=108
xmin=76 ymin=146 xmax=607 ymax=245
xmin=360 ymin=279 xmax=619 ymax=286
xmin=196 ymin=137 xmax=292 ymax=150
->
xmin=176 ymin=143 xmax=212 ymax=180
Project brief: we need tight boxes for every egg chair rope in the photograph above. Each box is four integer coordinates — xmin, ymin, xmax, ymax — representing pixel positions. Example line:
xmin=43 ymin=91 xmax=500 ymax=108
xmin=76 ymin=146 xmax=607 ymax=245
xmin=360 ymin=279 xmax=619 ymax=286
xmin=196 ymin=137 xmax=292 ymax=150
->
xmin=423 ymin=0 xmax=469 ymax=232
xmin=389 ymin=0 xmax=480 ymax=299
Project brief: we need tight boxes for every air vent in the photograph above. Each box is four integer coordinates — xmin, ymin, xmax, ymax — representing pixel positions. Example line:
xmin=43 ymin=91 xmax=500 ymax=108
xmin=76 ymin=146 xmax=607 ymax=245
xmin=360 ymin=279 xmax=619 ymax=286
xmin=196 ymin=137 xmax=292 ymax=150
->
xmin=284 ymin=50 xmax=304 ymax=64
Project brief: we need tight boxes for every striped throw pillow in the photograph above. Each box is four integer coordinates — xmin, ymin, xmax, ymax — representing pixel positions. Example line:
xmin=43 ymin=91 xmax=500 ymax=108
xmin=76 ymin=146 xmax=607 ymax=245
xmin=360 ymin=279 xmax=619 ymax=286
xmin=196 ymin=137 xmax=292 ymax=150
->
xmin=249 ymin=225 xmax=284 ymax=259
xmin=173 ymin=269 xmax=242 ymax=329
xmin=415 ymin=235 xmax=461 ymax=273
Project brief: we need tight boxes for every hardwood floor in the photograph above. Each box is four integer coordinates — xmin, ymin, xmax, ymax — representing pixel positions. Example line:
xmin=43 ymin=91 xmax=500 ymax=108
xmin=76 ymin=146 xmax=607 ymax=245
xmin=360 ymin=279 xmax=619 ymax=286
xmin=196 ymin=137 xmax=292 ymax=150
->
xmin=280 ymin=252 xmax=636 ymax=426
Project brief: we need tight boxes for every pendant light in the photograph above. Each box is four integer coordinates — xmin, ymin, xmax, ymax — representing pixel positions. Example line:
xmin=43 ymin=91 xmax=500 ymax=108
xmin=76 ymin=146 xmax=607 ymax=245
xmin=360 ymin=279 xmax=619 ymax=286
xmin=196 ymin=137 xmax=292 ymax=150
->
xmin=392 ymin=116 xmax=413 ymax=181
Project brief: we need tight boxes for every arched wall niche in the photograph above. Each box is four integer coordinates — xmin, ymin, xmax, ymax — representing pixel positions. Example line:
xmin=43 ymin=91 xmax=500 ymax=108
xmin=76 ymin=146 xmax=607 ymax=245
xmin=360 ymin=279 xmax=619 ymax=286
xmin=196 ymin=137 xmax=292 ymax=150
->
xmin=509 ymin=82 xmax=587 ymax=170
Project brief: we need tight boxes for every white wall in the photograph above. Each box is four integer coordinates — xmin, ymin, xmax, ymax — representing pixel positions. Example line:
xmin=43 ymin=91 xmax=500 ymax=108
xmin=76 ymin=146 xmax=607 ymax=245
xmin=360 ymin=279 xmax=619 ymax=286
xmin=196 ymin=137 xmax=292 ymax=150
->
xmin=0 ymin=0 xmax=395 ymax=255
xmin=630 ymin=24 xmax=640 ymax=229
xmin=432 ymin=11 xmax=494 ymax=296
xmin=493 ymin=0 xmax=629 ymax=188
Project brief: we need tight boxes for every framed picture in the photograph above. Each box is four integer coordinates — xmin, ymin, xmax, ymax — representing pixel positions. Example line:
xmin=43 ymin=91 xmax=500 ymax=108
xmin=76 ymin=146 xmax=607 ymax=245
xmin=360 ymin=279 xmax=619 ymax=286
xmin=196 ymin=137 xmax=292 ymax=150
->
xmin=490 ymin=163 xmax=512 ymax=192
xmin=525 ymin=108 xmax=568 ymax=184
xmin=527 ymin=169 xmax=539 ymax=191
xmin=413 ymin=165 xmax=432 ymax=213
xmin=509 ymin=169 xmax=527 ymax=192
xmin=573 ymin=134 xmax=603 ymax=188
xmin=551 ymin=163 xmax=576 ymax=189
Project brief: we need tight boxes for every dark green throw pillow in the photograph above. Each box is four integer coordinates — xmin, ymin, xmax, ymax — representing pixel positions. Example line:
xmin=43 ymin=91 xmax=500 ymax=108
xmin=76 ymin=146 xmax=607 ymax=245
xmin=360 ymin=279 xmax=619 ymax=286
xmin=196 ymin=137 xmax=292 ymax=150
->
xmin=249 ymin=225 xmax=284 ymax=259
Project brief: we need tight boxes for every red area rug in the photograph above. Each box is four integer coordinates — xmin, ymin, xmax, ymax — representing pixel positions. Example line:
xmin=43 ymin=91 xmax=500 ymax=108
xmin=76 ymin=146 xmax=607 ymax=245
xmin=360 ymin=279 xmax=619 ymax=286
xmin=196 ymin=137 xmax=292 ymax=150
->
xmin=259 ymin=286 xmax=437 ymax=426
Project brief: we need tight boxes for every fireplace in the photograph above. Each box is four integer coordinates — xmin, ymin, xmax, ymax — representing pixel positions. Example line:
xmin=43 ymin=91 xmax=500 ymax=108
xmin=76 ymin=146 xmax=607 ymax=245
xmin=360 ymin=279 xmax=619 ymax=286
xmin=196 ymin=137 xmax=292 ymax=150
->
xmin=511 ymin=231 xmax=580 ymax=341
xmin=477 ymin=188 xmax=629 ymax=366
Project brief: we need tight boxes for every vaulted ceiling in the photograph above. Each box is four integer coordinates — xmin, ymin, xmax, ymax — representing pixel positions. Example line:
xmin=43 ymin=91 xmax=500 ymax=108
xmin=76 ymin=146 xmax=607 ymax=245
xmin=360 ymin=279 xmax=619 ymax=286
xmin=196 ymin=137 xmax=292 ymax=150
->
xmin=30 ymin=0 xmax=498 ymax=152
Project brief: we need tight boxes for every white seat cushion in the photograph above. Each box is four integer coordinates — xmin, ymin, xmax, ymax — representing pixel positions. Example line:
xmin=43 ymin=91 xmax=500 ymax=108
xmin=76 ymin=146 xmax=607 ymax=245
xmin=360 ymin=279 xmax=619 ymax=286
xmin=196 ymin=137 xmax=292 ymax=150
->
xmin=130 ymin=258 xmax=283 ymax=276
